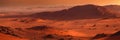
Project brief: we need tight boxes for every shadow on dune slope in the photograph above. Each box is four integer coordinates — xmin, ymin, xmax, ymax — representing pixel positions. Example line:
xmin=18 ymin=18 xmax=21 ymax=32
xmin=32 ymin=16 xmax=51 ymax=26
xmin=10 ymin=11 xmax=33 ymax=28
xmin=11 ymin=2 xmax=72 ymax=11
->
xmin=105 ymin=31 xmax=120 ymax=40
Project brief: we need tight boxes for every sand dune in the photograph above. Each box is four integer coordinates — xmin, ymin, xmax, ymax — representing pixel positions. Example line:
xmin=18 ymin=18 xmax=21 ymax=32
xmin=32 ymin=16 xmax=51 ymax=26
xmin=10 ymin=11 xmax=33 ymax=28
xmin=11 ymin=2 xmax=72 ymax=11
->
xmin=0 ymin=4 xmax=120 ymax=40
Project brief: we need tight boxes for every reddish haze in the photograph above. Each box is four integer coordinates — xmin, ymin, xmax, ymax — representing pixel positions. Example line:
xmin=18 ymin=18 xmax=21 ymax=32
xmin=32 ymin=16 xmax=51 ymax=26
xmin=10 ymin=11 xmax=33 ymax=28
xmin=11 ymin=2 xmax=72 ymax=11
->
xmin=1 ymin=0 xmax=120 ymax=6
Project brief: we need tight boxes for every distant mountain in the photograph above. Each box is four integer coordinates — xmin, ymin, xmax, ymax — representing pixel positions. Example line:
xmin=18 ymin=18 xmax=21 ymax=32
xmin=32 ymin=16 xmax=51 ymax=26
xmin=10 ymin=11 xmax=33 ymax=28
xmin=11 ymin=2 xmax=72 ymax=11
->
xmin=29 ymin=4 xmax=116 ymax=20
xmin=105 ymin=5 xmax=120 ymax=17
xmin=105 ymin=5 xmax=120 ymax=11
xmin=1 ymin=4 xmax=120 ymax=20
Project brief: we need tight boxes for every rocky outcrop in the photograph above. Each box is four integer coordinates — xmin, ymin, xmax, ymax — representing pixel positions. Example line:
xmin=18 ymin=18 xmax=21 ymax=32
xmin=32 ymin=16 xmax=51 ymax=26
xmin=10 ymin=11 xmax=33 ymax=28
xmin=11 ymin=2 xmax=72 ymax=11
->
xmin=92 ymin=33 xmax=107 ymax=39
xmin=0 ymin=26 xmax=19 ymax=37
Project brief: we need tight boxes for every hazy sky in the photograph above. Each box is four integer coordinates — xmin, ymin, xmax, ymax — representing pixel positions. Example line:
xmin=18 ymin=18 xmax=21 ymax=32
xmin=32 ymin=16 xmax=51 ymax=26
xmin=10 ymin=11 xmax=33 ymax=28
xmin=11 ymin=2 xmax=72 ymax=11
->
xmin=1 ymin=0 xmax=120 ymax=6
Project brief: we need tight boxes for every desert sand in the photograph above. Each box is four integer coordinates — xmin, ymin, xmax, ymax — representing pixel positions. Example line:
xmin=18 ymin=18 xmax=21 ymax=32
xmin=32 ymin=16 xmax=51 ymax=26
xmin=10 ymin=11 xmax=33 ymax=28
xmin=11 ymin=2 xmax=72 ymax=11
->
xmin=0 ymin=4 xmax=120 ymax=40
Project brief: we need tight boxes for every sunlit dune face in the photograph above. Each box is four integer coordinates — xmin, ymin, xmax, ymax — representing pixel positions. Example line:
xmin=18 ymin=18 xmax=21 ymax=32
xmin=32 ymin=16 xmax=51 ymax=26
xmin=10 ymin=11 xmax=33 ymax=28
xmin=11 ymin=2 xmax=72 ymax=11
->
xmin=64 ymin=30 xmax=88 ymax=37
xmin=1 ymin=0 xmax=120 ymax=6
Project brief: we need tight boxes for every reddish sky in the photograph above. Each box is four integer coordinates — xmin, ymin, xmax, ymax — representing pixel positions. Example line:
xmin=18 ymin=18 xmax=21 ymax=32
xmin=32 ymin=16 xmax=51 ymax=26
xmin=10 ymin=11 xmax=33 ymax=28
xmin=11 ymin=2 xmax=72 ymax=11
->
xmin=1 ymin=0 xmax=120 ymax=6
